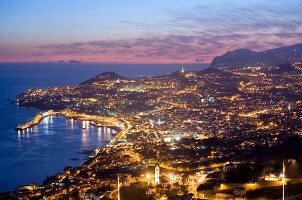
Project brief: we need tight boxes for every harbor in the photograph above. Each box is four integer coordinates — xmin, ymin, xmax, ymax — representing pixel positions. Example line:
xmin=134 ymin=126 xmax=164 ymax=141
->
xmin=14 ymin=109 xmax=128 ymax=139
xmin=14 ymin=110 xmax=56 ymax=131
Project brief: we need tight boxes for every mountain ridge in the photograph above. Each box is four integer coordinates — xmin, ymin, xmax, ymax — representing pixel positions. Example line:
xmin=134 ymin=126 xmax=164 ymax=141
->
xmin=210 ymin=43 xmax=302 ymax=68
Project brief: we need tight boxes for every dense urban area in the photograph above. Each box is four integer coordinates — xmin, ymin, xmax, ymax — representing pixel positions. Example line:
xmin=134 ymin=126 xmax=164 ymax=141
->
xmin=5 ymin=62 xmax=302 ymax=200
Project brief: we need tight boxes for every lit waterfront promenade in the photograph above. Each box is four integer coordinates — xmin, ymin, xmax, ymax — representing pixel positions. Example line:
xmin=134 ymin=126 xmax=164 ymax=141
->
xmin=14 ymin=110 xmax=56 ymax=131
xmin=14 ymin=109 xmax=128 ymax=138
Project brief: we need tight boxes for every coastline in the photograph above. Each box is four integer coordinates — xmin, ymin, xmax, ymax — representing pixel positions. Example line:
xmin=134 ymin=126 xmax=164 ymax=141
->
xmin=15 ymin=109 xmax=125 ymax=131
xmin=13 ymin=109 xmax=130 ymax=190
xmin=14 ymin=110 xmax=56 ymax=131
xmin=15 ymin=109 xmax=130 ymax=141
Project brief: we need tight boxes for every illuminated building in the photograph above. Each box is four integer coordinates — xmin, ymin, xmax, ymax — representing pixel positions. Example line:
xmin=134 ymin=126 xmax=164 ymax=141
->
xmin=155 ymin=165 xmax=160 ymax=185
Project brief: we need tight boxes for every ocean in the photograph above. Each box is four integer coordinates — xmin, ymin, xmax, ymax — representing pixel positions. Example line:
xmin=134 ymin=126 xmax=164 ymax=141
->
xmin=0 ymin=63 xmax=207 ymax=192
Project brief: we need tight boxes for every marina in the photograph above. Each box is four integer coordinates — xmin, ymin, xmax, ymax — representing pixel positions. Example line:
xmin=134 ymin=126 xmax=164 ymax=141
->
xmin=14 ymin=109 xmax=125 ymax=133
xmin=14 ymin=110 xmax=56 ymax=131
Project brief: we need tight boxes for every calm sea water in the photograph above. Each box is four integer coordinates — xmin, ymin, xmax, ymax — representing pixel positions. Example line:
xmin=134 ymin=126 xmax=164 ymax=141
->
xmin=0 ymin=63 xmax=207 ymax=192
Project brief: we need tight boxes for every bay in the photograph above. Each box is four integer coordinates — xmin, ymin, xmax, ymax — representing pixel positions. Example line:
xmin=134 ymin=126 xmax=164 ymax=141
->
xmin=0 ymin=63 xmax=207 ymax=192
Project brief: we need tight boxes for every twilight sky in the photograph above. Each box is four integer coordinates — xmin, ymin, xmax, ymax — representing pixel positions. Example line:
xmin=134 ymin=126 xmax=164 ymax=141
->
xmin=0 ymin=0 xmax=302 ymax=64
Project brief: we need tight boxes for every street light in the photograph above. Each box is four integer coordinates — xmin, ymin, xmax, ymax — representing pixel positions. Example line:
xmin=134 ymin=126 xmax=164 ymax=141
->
xmin=169 ymin=173 xmax=174 ymax=186
xmin=117 ymin=174 xmax=121 ymax=200
xmin=282 ymin=160 xmax=285 ymax=200
xmin=146 ymin=173 xmax=151 ymax=186
xmin=282 ymin=159 xmax=296 ymax=200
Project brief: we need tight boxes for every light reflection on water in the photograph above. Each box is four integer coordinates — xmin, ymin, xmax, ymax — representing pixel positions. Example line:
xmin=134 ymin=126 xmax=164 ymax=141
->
xmin=17 ymin=117 xmax=114 ymax=150
xmin=1 ymin=116 xmax=114 ymax=192
xmin=0 ymin=63 xmax=207 ymax=192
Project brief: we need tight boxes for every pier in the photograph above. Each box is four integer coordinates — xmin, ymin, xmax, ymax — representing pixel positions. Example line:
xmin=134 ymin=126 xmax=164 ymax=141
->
xmin=14 ymin=110 xmax=56 ymax=131
xmin=14 ymin=110 xmax=127 ymax=136
xmin=89 ymin=121 xmax=122 ymax=132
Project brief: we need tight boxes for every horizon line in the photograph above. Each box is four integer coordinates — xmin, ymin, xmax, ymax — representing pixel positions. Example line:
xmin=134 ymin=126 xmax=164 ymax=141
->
xmin=0 ymin=61 xmax=210 ymax=65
